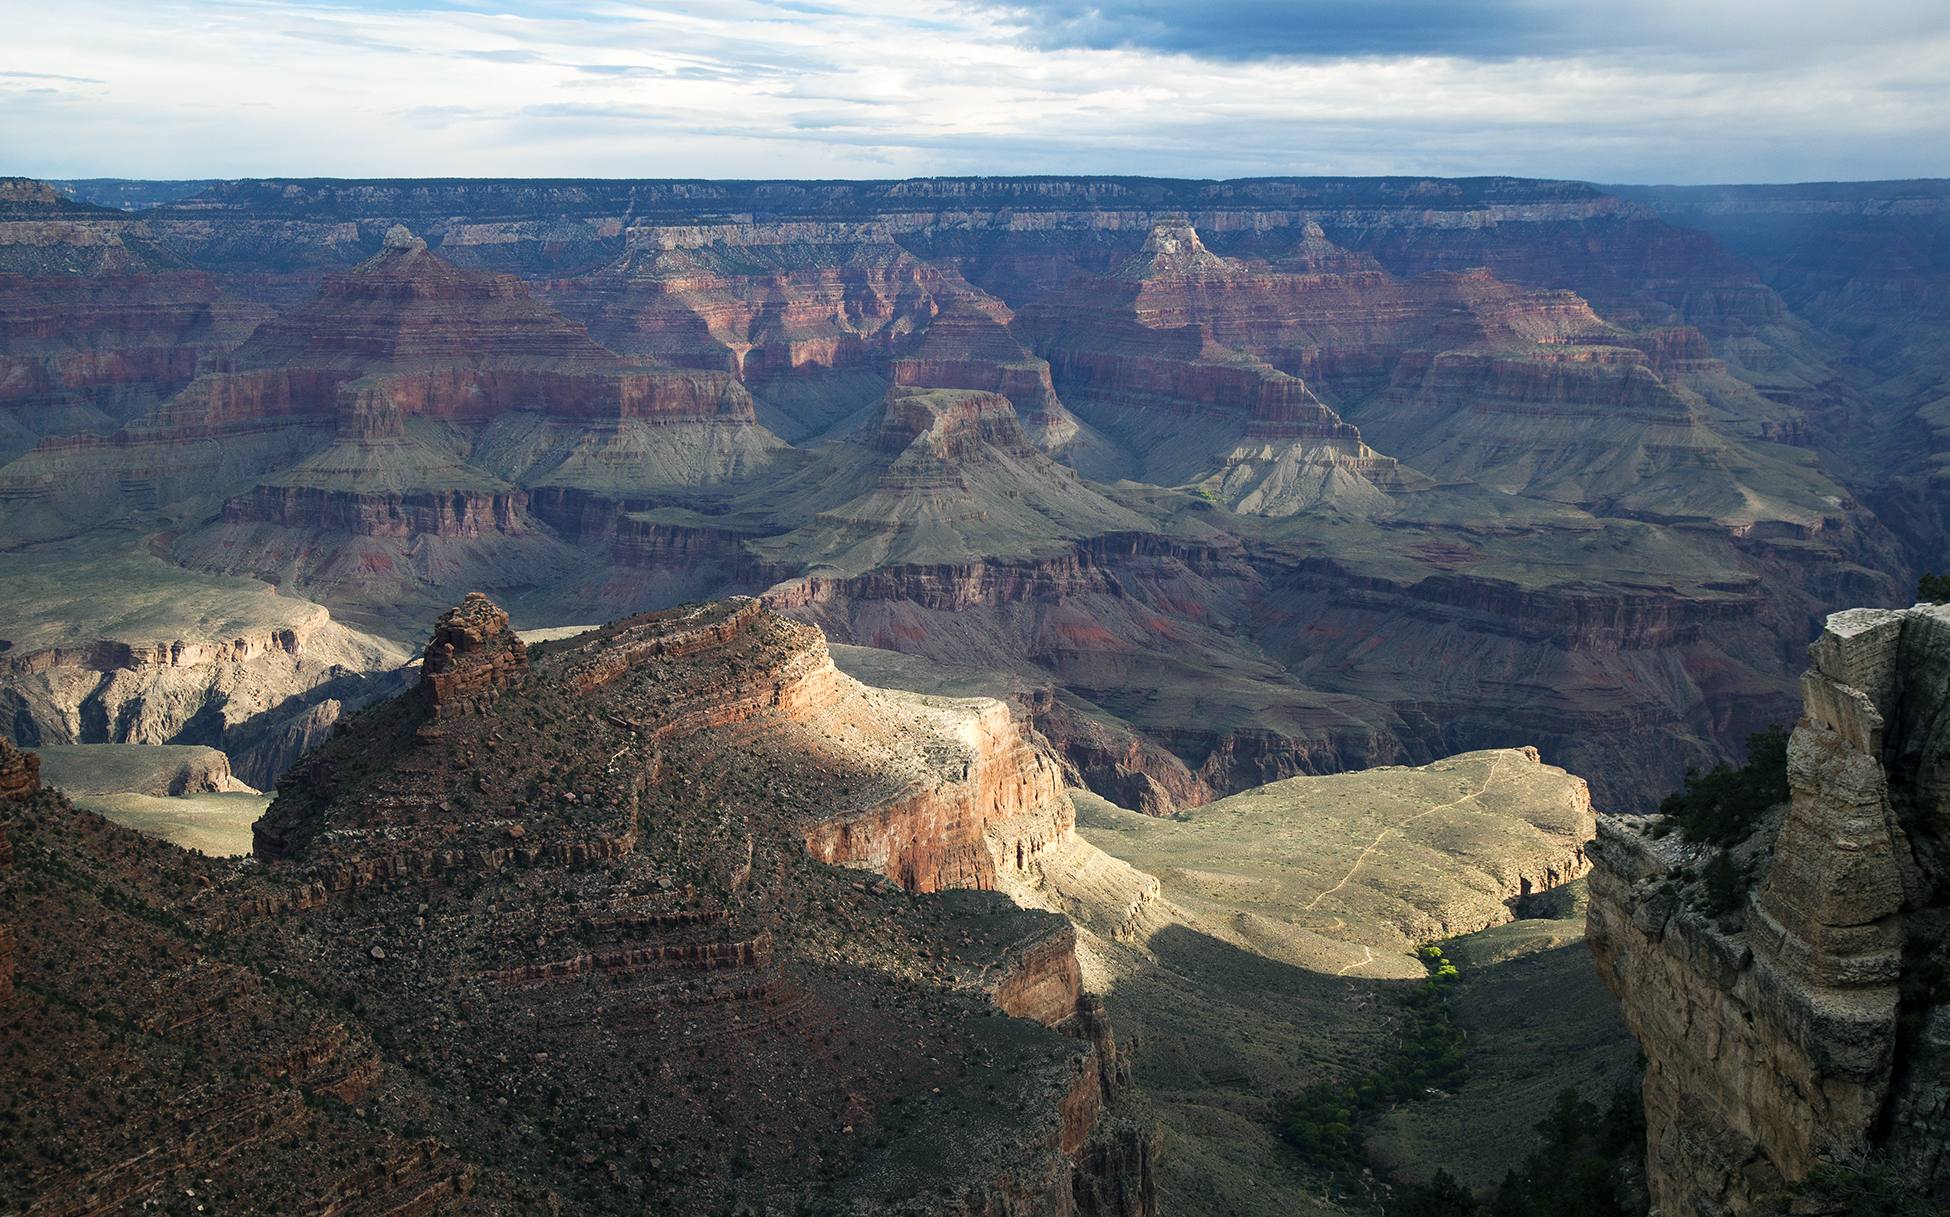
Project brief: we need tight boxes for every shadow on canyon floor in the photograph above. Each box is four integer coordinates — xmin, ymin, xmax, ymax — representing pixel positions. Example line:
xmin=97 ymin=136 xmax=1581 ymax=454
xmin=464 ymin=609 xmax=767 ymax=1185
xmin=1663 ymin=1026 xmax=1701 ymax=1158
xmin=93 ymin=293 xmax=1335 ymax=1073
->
xmin=1097 ymin=882 xmax=1637 ymax=1214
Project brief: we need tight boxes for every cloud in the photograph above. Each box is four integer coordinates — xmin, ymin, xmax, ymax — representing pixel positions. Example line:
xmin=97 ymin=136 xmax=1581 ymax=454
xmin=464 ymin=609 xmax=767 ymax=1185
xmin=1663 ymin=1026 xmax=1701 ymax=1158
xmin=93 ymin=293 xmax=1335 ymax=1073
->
xmin=0 ymin=70 xmax=106 ymax=83
xmin=995 ymin=0 xmax=1950 ymax=67
xmin=0 ymin=0 xmax=1944 ymax=183
xmin=997 ymin=0 xmax=1577 ymax=60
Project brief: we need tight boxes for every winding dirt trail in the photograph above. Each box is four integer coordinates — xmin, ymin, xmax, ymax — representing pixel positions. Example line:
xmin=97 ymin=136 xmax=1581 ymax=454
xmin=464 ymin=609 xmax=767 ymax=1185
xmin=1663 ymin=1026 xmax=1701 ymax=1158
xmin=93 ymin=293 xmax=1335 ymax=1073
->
xmin=1314 ymin=752 xmax=1507 ymax=971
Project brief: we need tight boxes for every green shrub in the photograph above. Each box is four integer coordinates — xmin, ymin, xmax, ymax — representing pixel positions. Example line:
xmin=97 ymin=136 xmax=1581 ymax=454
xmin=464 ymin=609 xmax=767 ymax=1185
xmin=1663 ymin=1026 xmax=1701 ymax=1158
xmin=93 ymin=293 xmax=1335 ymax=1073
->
xmin=1790 ymin=1160 xmax=1950 ymax=1215
xmin=1919 ymin=572 xmax=1950 ymax=604
xmin=1388 ymin=1168 xmax=1476 ymax=1217
xmin=1282 ymin=946 xmax=1468 ymax=1169
xmin=1658 ymin=725 xmax=1790 ymax=845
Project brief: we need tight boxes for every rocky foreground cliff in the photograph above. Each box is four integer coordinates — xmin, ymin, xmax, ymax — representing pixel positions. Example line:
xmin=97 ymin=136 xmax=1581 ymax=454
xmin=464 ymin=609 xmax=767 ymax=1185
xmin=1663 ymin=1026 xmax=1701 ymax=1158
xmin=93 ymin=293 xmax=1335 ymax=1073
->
xmin=2 ymin=593 xmax=1157 ymax=1216
xmin=1589 ymin=604 xmax=1950 ymax=1214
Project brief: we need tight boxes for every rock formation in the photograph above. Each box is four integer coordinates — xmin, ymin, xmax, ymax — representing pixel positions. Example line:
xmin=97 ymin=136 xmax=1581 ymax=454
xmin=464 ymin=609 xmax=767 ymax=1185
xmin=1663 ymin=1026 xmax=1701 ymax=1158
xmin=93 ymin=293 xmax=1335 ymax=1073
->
xmin=9 ymin=592 xmax=1159 ymax=1215
xmin=32 ymin=742 xmax=256 ymax=796
xmin=0 ymin=541 xmax=413 ymax=789
xmin=0 ymin=177 xmax=272 ymax=465
xmin=0 ymin=735 xmax=38 ymax=801
xmin=419 ymin=591 xmax=530 ymax=718
xmin=1588 ymin=604 xmax=1950 ymax=1213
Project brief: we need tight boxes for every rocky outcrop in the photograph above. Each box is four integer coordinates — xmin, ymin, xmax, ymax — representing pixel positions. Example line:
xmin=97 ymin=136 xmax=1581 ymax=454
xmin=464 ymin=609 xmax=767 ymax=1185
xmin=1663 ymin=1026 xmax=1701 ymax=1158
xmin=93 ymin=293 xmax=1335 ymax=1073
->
xmin=0 ymin=736 xmax=38 ymax=801
xmin=1 ymin=578 xmax=412 ymax=791
xmin=1588 ymin=604 xmax=1950 ymax=1214
xmin=419 ymin=591 xmax=529 ymax=717
xmin=227 ymin=592 xmax=1155 ymax=1216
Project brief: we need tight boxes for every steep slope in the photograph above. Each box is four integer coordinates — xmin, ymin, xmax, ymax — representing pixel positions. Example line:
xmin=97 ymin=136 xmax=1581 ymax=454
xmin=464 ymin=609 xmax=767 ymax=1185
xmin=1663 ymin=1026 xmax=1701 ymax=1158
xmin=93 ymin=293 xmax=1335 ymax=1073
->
xmin=1589 ymin=605 xmax=1950 ymax=1213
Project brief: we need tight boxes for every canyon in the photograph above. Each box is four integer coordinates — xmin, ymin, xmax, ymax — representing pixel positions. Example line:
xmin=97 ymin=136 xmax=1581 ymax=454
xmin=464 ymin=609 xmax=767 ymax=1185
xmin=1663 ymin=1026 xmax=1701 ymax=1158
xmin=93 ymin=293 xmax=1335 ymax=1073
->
xmin=0 ymin=170 xmax=1942 ymax=1215
xmin=6 ymin=174 xmax=1945 ymax=826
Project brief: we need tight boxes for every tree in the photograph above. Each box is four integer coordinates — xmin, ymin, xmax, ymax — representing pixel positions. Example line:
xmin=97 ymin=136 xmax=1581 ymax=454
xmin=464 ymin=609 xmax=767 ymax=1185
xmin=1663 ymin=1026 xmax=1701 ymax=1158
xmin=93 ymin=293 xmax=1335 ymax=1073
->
xmin=1388 ymin=1168 xmax=1476 ymax=1217
xmin=1658 ymin=725 xmax=1790 ymax=844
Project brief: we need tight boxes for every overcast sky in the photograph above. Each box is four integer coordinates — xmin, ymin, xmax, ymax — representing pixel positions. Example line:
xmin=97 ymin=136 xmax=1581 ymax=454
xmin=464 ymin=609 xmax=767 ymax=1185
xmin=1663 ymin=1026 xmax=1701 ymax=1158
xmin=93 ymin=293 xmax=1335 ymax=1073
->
xmin=3 ymin=0 xmax=1947 ymax=184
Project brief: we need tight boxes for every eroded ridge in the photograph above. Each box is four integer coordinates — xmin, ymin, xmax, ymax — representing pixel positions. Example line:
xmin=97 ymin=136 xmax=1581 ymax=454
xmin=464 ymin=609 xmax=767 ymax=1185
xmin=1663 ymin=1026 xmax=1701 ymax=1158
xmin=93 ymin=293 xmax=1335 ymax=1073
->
xmin=82 ymin=592 xmax=1162 ymax=1217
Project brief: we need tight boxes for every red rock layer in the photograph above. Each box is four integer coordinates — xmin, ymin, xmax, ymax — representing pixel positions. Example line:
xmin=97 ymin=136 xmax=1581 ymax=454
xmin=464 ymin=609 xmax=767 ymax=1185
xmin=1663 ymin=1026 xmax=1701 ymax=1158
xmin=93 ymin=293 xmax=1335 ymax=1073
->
xmin=887 ymin=296 xmax=1070 ymax=428
xmin=419 ymin=591 xmax=529 ymax=718
xmin=227 ymin=225 xmax=626 ymax=376
xmin=227 ymin=483 xmax=531 ymax=538
xmin=543 ymin=222 xmax=959 ymax=378
xmin=801 ymin=696 xmax=1070 ymax=892
xmin=1380 ymin=345 xmax=1698 ymax=425
xmin=0 ymin=272 xmax=264 ymax=396
xmin=875 ymin=385 xmax=1042 ymax=462
xmin=0 ymin=737 xmax=39 ymax=801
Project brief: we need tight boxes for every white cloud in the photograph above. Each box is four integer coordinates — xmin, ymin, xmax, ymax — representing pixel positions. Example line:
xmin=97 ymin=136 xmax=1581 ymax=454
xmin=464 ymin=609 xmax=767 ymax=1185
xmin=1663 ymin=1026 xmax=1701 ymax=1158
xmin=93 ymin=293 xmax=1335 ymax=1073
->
xmin=0 ymin=0 xmax=1944 ymax=182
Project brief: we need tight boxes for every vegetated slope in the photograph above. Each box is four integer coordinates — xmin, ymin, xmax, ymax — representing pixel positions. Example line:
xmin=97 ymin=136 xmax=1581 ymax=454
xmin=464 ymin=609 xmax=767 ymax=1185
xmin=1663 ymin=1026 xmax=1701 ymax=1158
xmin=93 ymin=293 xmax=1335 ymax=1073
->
xmin=2 ymin=173 xmax=1932 ymax=815
xmin=956 ymin=743 xmax=1623 ymax=1216
xmin=1 ymin=593 xmax=1163 ymax=1216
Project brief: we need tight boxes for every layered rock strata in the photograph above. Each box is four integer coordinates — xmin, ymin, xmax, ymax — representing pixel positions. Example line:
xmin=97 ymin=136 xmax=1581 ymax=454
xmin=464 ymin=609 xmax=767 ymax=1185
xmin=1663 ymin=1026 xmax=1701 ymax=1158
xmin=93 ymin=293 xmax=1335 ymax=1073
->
xmin=1588 ymin=604 xmax=1950 ymax=1214
xmin=0 ymin=178 xmax=273 ymax=464
xmin=0 ymin=735 xmax=38 ymax=801
xmin=420 ymin=591 xmax=530 ymax=718
xmin=0 ymin=562 xmax=413 ymax=790
xmin=230 ymin=593 xmax=1157 ymax=1215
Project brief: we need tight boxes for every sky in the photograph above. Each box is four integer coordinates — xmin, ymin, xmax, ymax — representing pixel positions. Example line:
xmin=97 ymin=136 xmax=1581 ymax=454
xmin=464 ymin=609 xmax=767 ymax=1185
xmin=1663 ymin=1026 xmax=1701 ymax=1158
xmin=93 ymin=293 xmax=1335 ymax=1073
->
xmin=3 ymin=0 xmax=1948 ymax=185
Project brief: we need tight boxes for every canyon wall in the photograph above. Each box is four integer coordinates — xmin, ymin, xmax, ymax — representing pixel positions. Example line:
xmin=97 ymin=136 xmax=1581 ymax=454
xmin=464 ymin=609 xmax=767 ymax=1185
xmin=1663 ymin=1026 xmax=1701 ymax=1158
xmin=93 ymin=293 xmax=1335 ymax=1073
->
xmin=1588 ymin=604 xmax=1950 ymax=1214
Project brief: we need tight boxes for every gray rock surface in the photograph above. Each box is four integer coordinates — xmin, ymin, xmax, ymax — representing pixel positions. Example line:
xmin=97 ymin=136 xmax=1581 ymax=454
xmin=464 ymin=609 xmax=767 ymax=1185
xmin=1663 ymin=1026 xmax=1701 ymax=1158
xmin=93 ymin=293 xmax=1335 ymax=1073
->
xmin=1589 ymin=603 xmax=1950 ymax=1214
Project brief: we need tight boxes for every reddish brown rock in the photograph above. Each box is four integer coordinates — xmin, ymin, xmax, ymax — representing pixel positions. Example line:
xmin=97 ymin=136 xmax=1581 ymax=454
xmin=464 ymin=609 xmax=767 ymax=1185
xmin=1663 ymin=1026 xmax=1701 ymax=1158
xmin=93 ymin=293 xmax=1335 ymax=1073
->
xmin=231 ymin=593 xmax=1156 ymax=1215
xmin=544 ymin=221 xmax=959 ymax=378
xmin=419 ymin=592 xmax=529 ymax=718
xmin=0 ymin=737 xmax=39 ymax=801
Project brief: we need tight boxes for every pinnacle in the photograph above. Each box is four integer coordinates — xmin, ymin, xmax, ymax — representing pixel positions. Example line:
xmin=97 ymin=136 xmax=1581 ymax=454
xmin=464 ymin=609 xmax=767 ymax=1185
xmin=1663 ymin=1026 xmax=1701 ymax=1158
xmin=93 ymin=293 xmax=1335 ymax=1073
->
xmin=382 ymin=223 xmax=429 ymax=254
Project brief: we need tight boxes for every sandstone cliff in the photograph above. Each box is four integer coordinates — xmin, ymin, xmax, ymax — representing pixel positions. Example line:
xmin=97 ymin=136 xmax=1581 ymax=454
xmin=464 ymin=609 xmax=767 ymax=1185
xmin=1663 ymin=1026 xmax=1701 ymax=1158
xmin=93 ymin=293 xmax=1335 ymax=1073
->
xmin=1588 ymin=604 xmax=1950 ymax=1213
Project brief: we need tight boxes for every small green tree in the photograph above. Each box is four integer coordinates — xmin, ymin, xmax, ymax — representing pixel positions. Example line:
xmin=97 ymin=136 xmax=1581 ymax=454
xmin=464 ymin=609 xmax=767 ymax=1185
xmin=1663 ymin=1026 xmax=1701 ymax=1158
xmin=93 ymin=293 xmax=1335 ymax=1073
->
xmin=1919 ymin=572 xmax=1950 ymax=604
xmin=1389 ymin=1168 xmax=1476 ymax=1217
xmin=1659 ymin=725 xmax=1790 ymax=844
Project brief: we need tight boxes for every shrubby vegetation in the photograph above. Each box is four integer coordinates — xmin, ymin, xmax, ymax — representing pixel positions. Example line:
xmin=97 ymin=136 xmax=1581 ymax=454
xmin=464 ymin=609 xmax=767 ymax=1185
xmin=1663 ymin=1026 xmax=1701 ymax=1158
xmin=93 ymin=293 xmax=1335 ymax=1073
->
xmin=1777 ymin=1159 xmax=1950 ymax=1215
xmin=1283 ymin=945 xmax=1468 ymax=1169
xmin=1656 ymin=725 xmax=1790 ymax=845
xmin=1387 ymin=1086 xmax=1646 ymax=1217
xmin=1919 ymin=572 xmax=1950 ymax=603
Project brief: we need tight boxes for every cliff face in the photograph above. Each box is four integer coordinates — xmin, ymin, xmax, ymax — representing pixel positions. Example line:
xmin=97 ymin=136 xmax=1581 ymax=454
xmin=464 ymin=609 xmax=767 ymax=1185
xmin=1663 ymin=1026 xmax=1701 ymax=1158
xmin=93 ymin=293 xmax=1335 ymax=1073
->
xmin=0 ymin=561 xmax=413 ymax=790
xmin=0 ymin=736 xmax=38 ymax=801
xmin=1588 ymin=604 xmax=1950 ymax=1214
xmin=233 ymin=593 xmax=1155 ymax=1216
